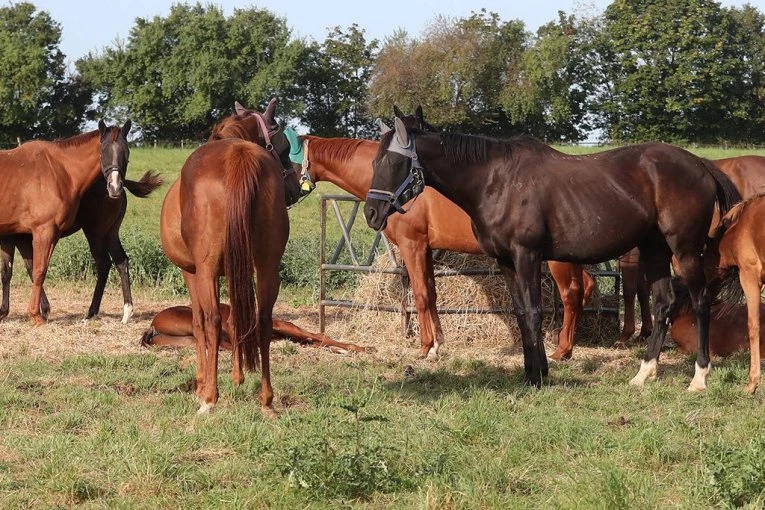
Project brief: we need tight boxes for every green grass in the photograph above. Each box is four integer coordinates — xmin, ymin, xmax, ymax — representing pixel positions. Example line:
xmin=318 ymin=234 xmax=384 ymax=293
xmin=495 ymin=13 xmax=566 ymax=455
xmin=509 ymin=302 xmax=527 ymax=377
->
xmin=2 ymin=348 xmax=765 ymax=507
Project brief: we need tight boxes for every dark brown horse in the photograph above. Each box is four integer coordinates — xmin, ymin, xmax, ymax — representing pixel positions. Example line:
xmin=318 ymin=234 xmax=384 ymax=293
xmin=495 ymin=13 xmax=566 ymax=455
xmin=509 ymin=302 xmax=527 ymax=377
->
xmin=365 ymin=119 xmax=739 ymax=390
xmin=287 ymin=109 xmax=594 ymax=362
xmin=140 ymin=304 xmax=369 ymax=354
xmin=160 ymin=99 xmax=301 ymax=415
xmin=0 ymin=121 xmax=131 ymax=324
xmin=0 ymin=171 xmax=162 ymax=323
xmin=618 ymin=155 xmax=765 ymax=344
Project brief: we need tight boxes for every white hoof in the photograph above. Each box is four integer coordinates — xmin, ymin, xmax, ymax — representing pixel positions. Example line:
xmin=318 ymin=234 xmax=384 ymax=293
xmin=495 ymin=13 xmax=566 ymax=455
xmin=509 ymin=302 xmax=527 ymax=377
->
xmin=121 ymin=304 xmax=134 ymax=324
xmin=629 ymin=359 xmax=657 ymax=387
xmin=687 ymin=362 xmax=711 ymax=393
xmin=197 ymin=401 xmax=215 ymax=415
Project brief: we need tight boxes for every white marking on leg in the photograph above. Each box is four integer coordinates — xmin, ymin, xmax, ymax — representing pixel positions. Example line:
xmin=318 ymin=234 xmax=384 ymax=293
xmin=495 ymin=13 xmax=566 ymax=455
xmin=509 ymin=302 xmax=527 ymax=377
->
xmin=687 ymin=362 xmax=711 ymax=393
xmin=629 ymin=359 xmax=658 ymax=387
xmin=121 ymin=303 xmax=134 ymax=324
xmin=197 ymin=401 xmax=215 ymax=415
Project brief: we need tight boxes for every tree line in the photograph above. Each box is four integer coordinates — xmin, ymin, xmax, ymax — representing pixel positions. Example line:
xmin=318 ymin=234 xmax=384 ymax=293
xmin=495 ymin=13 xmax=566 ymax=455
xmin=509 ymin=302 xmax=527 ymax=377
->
xmin=1 ymin=0 xmax=764 ymax=146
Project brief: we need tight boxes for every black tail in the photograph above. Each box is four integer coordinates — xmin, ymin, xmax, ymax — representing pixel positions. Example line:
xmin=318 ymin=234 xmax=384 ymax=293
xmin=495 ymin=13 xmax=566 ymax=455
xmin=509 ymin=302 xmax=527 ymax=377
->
xmin=712 ymin=266 xmax=744 ymax=319
xmin=702 ymin=159 xmax=741 ymax=216
xmin=124 ymin=170 xmax=164 ymax=198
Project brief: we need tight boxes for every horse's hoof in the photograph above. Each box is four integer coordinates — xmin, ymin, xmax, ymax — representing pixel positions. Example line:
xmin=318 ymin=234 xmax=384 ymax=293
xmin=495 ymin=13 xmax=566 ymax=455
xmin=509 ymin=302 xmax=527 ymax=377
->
xmin=31 ymin=315 xmax=46 ymax=326
xmin=261 ymin=406 xmax=279 ymax=420
xmin=197 ymin=401 xmax=215 ymax=415
xmin=629 ymin=359 xmax=657 ymax=387
xmin=425 ymin=349 xmax=439 ymax=362
xmin=687 ymin=362 xmax=711 ymax=393
xmin=687 ymin=382 xmax=706 ymax=393
xmin=745 ymin=382 xmax=759 ymax=395
xmin=121 ymin=304 xmax=134 ymax=324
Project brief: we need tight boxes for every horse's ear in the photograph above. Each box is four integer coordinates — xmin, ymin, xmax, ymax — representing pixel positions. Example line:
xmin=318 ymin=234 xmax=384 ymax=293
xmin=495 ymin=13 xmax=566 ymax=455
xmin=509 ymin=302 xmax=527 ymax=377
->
xmin=98 ymin=119 xmax=107 ymax=137
xmin=393 ymin=105 xmax=404 ymax=119
xmin=121 ymin=119 xmax=132 ymax=138
xmin=264 ymin=97 xmax=277 ymax=121
xmin=234 ymin=101 xmax=248 ymax=116
xmin=393 ymin=117 xmax=409 ymax=147
xmin=415 ymin=105 xmax=424 ymax=123
xmin=376 ymin=118 xmax=391 ymax=136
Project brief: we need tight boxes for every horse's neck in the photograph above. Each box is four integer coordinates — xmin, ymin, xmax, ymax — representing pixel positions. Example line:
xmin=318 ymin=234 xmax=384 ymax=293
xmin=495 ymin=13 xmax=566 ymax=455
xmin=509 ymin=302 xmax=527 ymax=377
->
xmin=421 ymin=152 xmax=485 ymax=220
xmin=55 ymin=140 xmax=102 ymax=197
xmin=310 ymin=145 xmax=375 ymax=200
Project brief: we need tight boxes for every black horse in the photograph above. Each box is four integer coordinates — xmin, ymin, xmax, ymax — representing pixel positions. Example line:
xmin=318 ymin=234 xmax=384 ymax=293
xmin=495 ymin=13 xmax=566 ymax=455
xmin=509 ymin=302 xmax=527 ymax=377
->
xmin=364 ymin=118 xmax=740 ymax=390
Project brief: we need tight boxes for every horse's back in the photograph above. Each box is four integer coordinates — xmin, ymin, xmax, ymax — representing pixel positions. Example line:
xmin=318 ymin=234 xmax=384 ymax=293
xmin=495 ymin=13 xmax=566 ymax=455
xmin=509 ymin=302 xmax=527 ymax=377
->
xmin=715 ymin=156 xmax=765 ymax=199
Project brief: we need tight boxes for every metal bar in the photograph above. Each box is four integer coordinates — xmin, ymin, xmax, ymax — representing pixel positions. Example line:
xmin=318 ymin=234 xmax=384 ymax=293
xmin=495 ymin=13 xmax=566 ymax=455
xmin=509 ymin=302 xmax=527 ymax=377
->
xmin=319 ymin=199 xmax=327 ymax=333
xmin=365 ymin=230 xmax=384 ymax=266
xmin=331 ymin=200 xmax=360 ymax=266
xmin=320 ymin=300 xmax=619 ymax=316
xmin=329 ymin=200 xmax=360 ymax=264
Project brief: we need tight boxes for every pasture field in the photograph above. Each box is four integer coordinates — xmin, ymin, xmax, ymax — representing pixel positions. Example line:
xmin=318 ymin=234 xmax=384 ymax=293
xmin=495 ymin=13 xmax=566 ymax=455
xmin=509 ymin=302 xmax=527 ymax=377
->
xmin=2 ymin=143 xmax=765 ymax=508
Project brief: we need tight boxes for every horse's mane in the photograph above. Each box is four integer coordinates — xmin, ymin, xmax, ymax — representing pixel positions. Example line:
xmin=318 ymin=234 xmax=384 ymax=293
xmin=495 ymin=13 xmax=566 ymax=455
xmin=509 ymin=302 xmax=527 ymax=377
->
xmin=714 ymin=192 xmax=765 ymax=237
xmin=304 ymin=136 xmax=367 ymax=164
xmin=209 ymin=115 xmax=261 ymax=142
xmin=53 ymin=129 xmax=101 ymax=148
xmin=439 ymin=132 xmax=551 ymax=166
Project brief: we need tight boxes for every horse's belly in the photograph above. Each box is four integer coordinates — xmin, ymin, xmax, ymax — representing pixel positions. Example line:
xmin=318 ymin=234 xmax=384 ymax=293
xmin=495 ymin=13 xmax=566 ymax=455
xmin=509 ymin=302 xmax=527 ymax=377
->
xmin=160 ymin=180 xmax=195 ymax=273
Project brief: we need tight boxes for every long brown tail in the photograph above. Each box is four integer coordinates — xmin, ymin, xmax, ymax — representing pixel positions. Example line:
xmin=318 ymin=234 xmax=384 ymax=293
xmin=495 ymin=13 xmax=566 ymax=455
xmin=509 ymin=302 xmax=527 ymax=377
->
xmin=224 ymin=144 xmax=260 ymax=371
xmin=124 ymin=170 xmax=164 ymax=198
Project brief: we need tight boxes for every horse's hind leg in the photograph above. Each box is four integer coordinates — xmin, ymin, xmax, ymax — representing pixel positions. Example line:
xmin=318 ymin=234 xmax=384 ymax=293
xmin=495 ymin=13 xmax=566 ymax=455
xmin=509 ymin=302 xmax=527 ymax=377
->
xmin=107 ymin=232 xmax=133 ymax=324
xmin=630 ymin=243 xmax=673 ymax=387
xmin=548 ymin=262 xmax=583 ymax=361
xmin=194 ymin=268 xmax=222 ymax=412
xmin=0 ymin=239 xmax=13 ymax=320
xmin=636 ymin=261 xmax=653 ymax=339
xmin=740 ymin=267 xmax=763 ymax=394
xmin=400 ymin=240 xmax=443 ymax=360
xmin=83 ymin=231 xmax=111 ymax=320
xmin=255 ymin=262 xmax=280 ymax=419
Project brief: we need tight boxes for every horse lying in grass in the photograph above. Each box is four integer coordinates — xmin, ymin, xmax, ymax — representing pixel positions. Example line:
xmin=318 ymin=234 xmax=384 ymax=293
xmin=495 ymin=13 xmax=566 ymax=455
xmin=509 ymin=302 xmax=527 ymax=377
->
xmin=141 ymin=305 xmax=370 ymax=354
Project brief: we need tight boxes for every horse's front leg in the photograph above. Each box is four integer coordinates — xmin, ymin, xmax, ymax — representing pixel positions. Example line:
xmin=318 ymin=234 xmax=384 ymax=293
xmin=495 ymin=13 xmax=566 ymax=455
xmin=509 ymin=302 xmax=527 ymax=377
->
xmin=740 ymin=268 xmax=762 ymax=394
xmin=15 ymin=236 xmax=52 ymax=319
xmin=400 ymin=240 xmax=443 ymax=360
xmin=499 ymin=249 xmax=546 ymax=387
xmin=28 ymin=227 xmax=59 ymax=325
xmin=183 ymin=271 xmax=207 ymax=402
xmin=107 ymin=232 xmax=133 ymax=324
xmin=0 ymin=239 xmax=13 ymax=320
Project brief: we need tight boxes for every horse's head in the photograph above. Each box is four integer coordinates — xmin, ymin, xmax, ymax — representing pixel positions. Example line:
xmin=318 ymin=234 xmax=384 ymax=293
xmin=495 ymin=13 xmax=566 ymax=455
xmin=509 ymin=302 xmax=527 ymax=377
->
xmin=393 ymin=104 xmax=439 ymax=133
xmin=364 ymin=117 xmax=425 ymax=231
xmin=98 ymin=119 xmax=131 ymax=199
xmin=210 ymin=98 xmax=301 ymax=206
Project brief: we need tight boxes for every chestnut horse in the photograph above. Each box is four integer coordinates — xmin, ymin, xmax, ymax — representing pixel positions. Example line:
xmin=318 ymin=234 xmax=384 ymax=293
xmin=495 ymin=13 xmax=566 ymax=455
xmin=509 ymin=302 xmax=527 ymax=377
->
xmin=140 ymin=304 xmax=368 ymax=354
xmin=668 ymin=279 xmax=765 ymax=358
xmin=160 ymin=99 xmax=301 ymax=414
xmin=618 ymin=155 xmax=765 ymax=343
xmin=0 ymin=121 xmax=131 ymax=324
xmin=0 ymin=170 xmax=162 ymax=323
xmin=365 ymin=119 xmax=739 ymax=390
xmin=699 ymin=195 xmax=765 ymax=393
xmin=286 ymin=109 xmax=594 ymax=362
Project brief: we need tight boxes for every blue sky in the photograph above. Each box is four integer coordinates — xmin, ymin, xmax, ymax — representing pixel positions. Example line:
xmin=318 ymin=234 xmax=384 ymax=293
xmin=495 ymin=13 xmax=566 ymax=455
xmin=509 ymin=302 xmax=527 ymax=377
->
xmin=31 ymin=0 xmax=764 ymax=64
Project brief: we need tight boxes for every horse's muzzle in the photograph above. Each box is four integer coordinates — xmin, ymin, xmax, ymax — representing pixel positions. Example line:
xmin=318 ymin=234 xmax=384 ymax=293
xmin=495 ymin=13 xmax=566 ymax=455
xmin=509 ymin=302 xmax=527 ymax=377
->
xmin=106 ymin=170 xmax=123 ymax=199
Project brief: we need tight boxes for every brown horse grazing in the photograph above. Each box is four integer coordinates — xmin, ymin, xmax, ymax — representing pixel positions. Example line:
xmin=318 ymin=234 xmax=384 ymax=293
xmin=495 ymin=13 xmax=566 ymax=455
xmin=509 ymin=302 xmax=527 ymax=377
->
xmin=365 ymin=119 xmax=740 ymax=390
xmin=702 ymin=195 xmax=765 ymax=393
xmin=668 ymin=279 xmax=765 ymax=358
xmin=140 ymin=304 xmax=369 ymax=354
xmin=0 ymin=171 xmax=162 ymax=323
xmin=0 ymin=120 xmax=131 ymax=324
xmin=618 ymin=155 xmax=765 ymax=344
xmin=286 ymin=111 xmax=595 ymax=362
xmin=160 ymin=98 xmax=301 ymax=415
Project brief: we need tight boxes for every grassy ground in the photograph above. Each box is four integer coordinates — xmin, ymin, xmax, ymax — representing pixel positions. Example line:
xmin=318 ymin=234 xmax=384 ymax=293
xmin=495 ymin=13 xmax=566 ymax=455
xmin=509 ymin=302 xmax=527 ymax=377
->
xmin=4 ymin=143 xmax=765 ymax=508
xmin=2 ymin=284 xmax=765 ymax=508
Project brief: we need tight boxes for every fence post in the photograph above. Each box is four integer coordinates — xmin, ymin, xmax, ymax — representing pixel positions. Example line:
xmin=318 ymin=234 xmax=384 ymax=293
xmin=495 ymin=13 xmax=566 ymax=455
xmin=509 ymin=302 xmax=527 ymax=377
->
xmin=319 ymin=198 xmax=327 ymax=333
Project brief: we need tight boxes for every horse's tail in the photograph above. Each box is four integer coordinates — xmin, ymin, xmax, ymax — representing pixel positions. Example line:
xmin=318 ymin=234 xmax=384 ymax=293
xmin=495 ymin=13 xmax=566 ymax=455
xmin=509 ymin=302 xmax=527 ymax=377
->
xmin=124 ymin=170 xmax=164 ymax=198
xmin=702 ymin=158 xmax=741 ymax=217
xmin=224 ymin=143 xmax=261 ymax=372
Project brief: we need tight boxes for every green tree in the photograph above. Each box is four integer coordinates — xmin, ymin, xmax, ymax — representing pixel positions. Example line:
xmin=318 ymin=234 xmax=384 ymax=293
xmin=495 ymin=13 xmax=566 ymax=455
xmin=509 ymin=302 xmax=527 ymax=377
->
xmin=369 ymin=10 xmax=526 ymax=136
xmin=296 ymin=25 xmax=378 ymax=138
xmin=502 ymin=12 xmax=594 ymax=142
xmin=79 ymin=3 xmax=305 ymax=141
xmin=591 ymin=0 xmax=747 ymax=143
xmin=0 ymin=2 xmax=90 ymax=144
